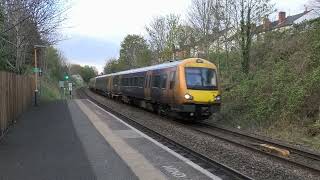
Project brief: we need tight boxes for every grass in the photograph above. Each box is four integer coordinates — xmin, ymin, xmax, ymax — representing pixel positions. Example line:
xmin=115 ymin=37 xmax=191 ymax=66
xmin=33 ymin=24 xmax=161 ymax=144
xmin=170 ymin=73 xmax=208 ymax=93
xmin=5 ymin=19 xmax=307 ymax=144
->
xmin=214 ymin=114 xmax=320 ymax=152
xmin=39 ymin=76 xmax=62 ymax=103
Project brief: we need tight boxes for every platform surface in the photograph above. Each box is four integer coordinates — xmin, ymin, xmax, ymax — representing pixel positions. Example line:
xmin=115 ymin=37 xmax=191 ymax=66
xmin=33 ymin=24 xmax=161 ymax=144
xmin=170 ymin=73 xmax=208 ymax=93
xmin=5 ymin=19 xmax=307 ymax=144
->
xmin=0 ymin=99 xmax=221 ymax=180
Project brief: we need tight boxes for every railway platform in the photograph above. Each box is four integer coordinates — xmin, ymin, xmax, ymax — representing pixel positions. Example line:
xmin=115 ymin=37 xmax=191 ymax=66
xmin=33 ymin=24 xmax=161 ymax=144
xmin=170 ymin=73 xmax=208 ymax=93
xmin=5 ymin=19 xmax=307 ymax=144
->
xmin=0 ymin=99 xmax=222 ymax=180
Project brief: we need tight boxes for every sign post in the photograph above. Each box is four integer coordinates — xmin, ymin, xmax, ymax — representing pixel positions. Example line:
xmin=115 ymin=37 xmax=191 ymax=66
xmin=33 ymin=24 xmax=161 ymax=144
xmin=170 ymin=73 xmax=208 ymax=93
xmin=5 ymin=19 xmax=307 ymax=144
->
xmin=68 ymin=82 xmax=72 ymax=98
xmin=33 ymin=44 xmax=47 ymax=106
xmin=34 ymin=48 xmax=38 ymax=106
xmin=59 ymin=81 xmax=64 ymax=99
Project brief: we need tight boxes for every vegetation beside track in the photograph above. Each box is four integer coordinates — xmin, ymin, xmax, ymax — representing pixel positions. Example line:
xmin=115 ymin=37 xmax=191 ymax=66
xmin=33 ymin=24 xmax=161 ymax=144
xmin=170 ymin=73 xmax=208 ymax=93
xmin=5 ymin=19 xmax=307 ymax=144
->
xmin=103 ymin=18 xmax=320 ymax=151
xmin=210 ymin=20 xmax=320 ymax=151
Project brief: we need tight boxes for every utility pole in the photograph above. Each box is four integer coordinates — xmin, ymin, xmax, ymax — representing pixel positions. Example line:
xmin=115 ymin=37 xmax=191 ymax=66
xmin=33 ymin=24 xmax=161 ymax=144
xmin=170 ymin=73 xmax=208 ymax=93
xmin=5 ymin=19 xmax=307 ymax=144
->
xmin=33 ymin=45 xmax=47 ymax=106
xmin=34 ymin=48 xmax=38 ymax=106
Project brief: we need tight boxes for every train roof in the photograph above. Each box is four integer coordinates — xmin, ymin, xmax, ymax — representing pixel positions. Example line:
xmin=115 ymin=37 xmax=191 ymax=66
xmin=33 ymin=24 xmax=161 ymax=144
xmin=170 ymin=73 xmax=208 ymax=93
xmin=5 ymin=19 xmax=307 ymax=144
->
xmin=95 ymin=58 xmax=215 ymax=79
xmin=96 ymin=59 xmax=183 ymax=79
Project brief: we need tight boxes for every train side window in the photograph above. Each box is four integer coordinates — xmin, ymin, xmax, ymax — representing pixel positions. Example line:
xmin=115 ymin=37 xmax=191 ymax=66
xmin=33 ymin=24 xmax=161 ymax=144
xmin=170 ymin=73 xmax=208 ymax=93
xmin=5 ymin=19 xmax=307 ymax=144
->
xmin=121 ymin=78 xmax=125 ymax=86
xmin=123 ymin=78 xmax=128 ymax=86
xmin=169 ymin=72 xmax=176 ymax=89
xmin=138 ymin=77 xmax=144 ymax=87
xmin=113 ymin=76 xmax=119 ymax=86
xmin=135 ymin=77 xmax=138 ymax=86
xmin=152 ymin=75 xmax=160 ymax=88
xmin=129 ymin=78 xmax=132 ymax=86
xmin=161 ymin=74 xmax=167 ymax=89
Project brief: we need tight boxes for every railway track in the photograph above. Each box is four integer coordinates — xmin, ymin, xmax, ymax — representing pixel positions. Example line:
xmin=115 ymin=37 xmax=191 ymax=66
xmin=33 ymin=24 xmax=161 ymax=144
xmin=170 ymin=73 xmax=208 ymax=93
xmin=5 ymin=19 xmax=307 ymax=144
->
xmin=185 ymin=121 xmax=320 ymax=173
xmin=77 ymin=88 xmax=252 ymax=180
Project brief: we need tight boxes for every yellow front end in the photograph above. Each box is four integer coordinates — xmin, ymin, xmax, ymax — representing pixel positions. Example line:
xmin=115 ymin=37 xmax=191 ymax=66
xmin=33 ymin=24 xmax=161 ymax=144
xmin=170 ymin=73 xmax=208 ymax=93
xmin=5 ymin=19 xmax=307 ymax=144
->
xmin=185 ymin=90 xmax=220 ymax=104
xmin=173 ymin=58 xmax=221 ymax=119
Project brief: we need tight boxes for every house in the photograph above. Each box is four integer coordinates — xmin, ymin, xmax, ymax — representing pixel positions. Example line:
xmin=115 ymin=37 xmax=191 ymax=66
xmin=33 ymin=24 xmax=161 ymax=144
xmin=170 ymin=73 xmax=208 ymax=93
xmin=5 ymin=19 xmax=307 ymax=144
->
xmin=174 ymin=8 xmax=319 ymax=58
xmin=256 ymin=9 xmax=319 ymax=34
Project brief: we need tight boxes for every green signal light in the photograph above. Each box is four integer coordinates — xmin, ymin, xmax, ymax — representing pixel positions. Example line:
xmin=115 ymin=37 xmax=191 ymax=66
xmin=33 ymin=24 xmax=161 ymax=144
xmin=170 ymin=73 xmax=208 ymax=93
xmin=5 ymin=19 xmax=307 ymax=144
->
xmin=65 ymin=75 xmax=69 ymax=80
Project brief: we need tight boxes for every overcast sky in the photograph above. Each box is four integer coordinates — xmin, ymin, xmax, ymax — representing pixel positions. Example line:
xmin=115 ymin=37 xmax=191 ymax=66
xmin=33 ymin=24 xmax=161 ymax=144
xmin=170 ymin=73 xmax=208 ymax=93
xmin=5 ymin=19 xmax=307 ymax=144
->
xmin=57 ymin=0 xmax=311 ymax=73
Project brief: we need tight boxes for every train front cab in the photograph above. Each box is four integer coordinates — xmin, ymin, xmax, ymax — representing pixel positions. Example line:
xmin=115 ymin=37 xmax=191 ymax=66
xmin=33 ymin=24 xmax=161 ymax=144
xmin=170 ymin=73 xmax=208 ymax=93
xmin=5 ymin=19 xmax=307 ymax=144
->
xmin=173 ymin=58 xmax=221 ymax=119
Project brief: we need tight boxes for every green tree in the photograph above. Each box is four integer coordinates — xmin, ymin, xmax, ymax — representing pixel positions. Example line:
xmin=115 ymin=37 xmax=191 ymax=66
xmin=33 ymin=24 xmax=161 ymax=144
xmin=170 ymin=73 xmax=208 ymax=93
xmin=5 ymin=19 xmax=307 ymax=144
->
xmin=104 ymin=58 xmax=122 ymax=74
xmin=0 ymin=5 xmax=8 ymax=71
xmin=119 ymin=34 xmax=152 ymax=69
xmin=146 ymin=14 xmax=181 ymax=62
xmin=80 ymin=65 xmax=98 ymax=83
xmin=46 ymin=47 xmax=68 ymax=81
xmin=69 ymin=64 xmax=82 ymax=75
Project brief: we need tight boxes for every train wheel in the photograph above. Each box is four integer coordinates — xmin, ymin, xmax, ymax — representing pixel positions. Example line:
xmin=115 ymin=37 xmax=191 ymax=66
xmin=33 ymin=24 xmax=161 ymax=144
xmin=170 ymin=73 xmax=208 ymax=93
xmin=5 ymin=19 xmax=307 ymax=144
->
xmin=158 ymin=105 xmax=170 ymax=117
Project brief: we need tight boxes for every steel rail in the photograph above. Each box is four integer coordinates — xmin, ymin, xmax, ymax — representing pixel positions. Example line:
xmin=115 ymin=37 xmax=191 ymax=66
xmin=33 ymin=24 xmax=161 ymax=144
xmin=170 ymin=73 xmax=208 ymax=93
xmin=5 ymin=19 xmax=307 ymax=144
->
xmin=77 ymin=88 xmax=253 ymax=180
xmin=187 ymin=123 xmax=320 ymax=174
xmin=204 ymin=124 xmax=320 ymax=161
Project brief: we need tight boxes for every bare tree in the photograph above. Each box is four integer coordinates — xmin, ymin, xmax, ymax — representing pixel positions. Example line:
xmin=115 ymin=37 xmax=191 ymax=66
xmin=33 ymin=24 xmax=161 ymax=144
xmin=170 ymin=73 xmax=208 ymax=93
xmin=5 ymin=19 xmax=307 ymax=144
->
xmin=230 ymin=0 xmax=274 ymax=74
xmin=146 ymin=14 xmax=181 ymax=63
xmin=220 ymin=0 xmax=233 ymax=66
xmin=146 ymin=16 xmax=166 ymax=62
xmin=312 ymin=0 xmax=320 ymax=13
xmin=188 ymin=0 xmax=223 ymax=57
xmin=165 ymin=14 xmax=180 ymax=51
xmin=0 ymin=0 xmax=69 ymax=72
xmin=176 ymin=25 xmax=197 ymax=58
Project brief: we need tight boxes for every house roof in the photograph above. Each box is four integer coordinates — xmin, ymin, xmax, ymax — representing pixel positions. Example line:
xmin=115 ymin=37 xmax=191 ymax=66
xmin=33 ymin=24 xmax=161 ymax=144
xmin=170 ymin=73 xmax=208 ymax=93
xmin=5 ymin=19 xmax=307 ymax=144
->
xmin=256 ymin=10 xmax=312 ymax=33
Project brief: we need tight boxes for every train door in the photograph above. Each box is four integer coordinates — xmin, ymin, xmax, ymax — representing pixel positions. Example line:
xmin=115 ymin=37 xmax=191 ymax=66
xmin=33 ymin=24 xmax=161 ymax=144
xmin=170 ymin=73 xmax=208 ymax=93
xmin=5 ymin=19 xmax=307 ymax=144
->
xmin=167 ymin=70 xmax=176 ymax=105
xmin=144 ymin=71 xmax=152 ymax=100
xmin=151 ymin=73 xmax=161 ymax=103
xmin=160 ymin=72 xmax=168 ymax=103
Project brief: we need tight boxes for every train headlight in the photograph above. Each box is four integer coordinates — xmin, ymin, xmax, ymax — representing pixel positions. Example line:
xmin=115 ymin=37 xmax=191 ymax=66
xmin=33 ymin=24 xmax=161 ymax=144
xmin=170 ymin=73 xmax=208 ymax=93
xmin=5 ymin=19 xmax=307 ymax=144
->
xmin=184 ymin=93 xmax=193 ymax=100
xmin=215 ymin=95 xmax=221 ymax=101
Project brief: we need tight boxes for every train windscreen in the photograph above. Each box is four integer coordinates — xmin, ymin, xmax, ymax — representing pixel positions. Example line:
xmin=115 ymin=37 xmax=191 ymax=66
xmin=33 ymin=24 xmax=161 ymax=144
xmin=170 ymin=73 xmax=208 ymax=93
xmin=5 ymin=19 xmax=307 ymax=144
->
xmin=185 ymin=67 xmax=217 ymax=90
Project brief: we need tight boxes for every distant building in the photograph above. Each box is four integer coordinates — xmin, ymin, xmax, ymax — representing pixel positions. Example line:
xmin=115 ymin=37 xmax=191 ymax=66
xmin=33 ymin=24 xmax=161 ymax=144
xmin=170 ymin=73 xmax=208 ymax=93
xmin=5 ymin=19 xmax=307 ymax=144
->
xmin=173 ymin=9 xmax=319 ymax=57
xmin=256 ymin=9 xmax=319 ymax=34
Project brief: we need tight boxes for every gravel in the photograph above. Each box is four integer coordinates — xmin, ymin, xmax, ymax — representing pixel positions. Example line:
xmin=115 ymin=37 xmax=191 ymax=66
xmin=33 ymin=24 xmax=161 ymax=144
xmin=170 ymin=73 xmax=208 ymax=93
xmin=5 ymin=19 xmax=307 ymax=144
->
xmin=81 ymin=89 xmax=320 ymax=180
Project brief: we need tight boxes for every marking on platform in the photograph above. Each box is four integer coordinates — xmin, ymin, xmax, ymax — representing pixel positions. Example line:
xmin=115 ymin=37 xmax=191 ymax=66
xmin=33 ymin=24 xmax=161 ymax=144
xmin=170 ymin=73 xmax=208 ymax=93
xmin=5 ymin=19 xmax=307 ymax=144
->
xmin=86 ymin=99 xmax=222 ymax=180
xmin=163 ymin=165 xmax=187 ymax=178
xmin=95 ymin=110 xmax=103 ymax=116
xmin=75 ymin=100 xmax=167 ymax=180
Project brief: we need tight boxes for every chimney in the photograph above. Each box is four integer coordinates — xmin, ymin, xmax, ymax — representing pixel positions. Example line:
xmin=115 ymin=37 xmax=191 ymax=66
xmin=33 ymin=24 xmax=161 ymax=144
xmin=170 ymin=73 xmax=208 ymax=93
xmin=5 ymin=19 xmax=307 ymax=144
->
xmin=263 ymin=17 xmax=271 ymax=30
xmin=278 ymin=11 xmax=286 ymax=25
xmin=304 ymin=5 xmax=308 ymax=13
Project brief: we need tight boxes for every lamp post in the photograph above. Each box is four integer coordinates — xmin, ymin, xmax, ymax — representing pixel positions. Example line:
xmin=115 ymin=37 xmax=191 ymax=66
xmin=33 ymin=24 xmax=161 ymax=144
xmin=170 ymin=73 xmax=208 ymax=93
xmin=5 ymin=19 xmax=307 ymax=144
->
xmin=33 ymin=45 xmax=47 ymax=106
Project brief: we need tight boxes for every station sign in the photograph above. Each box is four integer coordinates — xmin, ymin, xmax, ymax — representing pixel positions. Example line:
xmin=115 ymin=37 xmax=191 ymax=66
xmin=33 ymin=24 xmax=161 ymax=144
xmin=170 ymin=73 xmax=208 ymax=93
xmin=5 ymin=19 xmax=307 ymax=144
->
xmin=33 ymin=67 xmax=39 ymax=73
xmin=68 ymin=82 xmax=72 ymax=91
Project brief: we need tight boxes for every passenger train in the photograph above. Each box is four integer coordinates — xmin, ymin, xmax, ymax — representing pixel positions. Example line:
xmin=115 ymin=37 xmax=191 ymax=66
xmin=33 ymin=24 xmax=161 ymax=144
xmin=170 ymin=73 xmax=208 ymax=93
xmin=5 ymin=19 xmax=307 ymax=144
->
xmin=89 ymin=58 xmax=221 ymax=120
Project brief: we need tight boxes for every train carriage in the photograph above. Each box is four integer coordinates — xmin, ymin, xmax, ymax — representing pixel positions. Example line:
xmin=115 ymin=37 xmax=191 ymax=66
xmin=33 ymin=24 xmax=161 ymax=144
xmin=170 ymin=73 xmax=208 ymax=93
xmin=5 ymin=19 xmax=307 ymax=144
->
xmin=90 ymin=58 xmax=221 ymax=120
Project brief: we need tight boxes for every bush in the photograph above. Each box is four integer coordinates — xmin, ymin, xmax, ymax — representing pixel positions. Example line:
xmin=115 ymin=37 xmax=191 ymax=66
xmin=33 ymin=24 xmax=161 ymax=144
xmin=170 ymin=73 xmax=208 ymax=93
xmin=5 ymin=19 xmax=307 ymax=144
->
xmin=217 ymin=20 xmax=320 ymax=136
